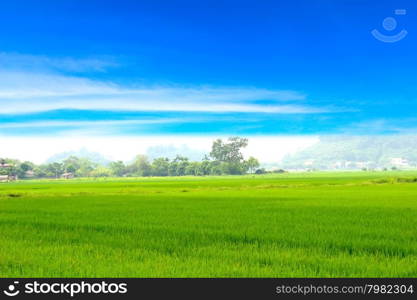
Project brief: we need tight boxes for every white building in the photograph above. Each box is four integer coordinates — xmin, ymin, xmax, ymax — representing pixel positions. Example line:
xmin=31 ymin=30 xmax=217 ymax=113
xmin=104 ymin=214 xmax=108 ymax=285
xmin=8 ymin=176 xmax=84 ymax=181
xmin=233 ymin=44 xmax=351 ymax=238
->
xmin=390 ymin=157 xmax=409 ymax=168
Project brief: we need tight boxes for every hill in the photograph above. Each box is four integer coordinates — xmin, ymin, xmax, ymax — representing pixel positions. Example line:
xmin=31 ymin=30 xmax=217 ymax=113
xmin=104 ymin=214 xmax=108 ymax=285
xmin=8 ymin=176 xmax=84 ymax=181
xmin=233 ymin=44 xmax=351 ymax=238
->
xmin=281 ymin=135 xmax=417 ymax=170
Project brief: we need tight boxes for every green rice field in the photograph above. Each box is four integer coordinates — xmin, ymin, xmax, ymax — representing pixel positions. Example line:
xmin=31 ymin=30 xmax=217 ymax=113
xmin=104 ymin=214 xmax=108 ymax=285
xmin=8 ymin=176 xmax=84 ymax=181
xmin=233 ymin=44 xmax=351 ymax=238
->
xmin=1 ymin=171 xmax=417 ymax=277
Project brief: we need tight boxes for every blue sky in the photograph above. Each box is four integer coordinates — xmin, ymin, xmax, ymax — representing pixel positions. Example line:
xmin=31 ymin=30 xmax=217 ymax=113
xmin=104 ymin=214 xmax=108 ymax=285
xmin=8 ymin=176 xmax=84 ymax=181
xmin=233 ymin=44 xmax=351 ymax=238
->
xmin=0 ymin=0 xmax=416 ymax=138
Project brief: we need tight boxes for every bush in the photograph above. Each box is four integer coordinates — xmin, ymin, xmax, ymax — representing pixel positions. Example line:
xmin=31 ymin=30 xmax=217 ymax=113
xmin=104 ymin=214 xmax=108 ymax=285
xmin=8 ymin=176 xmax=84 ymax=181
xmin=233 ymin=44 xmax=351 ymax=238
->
xmin=90 ymin=167 xmax=112 ymax=177
xmin=255 ymin=168 xmax=267 ymax=174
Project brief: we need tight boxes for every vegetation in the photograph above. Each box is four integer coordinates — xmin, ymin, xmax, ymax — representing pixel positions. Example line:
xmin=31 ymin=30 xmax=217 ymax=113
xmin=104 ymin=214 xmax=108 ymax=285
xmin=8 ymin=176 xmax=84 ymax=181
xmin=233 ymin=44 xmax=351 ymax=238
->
xmin=1 ymin=171 xmax=417 ymax=277
xmin=0 ymin=137 xmax=261 ymax=179
xmin=282 ymin=135 xmax=417 ymax=169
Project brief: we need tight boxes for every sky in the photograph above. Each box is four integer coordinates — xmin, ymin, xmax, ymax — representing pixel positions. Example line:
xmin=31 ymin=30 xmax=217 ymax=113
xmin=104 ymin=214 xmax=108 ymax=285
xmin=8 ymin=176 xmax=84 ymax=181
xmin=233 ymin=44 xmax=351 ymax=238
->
xmin=0 ymin=0 xmax=416 ymax=162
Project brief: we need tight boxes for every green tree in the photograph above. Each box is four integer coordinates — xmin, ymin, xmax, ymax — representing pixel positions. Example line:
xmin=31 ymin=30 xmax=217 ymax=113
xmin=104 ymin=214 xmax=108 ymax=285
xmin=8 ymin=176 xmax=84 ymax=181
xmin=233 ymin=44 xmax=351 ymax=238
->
xmin=20 ymin=161 xmax=34 ymax=172
xmin=0 ymin=159 xmax=21 ymax=177
xmin=16 ymin=161 xmax=35 ymax=178
xmin=209 ymin=160 xmax=223 ymax=175
xmin=75 ymin=158 xmax=97 ymax=177
xmin=62 ymin=156 xmax=81 ymax=173
xmin=109 ymin=161 xmax=126 ymax=177
xmin=210 ymin=137 xmax=248 ymax=163
xmin=168 ymin=160 xmax=178 ymax=176
xmin=221 ymin=162 xmax=247 ymax=175
xmin=33 ymin=165 xmax=49 ymax=178
xmin=209 ymin=137 xmax=250 ymax=175
xmin=185 ymin=162 xmax=201 ymax=176
xmin=90 ymin=167 xmax=112 ymax=177
xmin=200 ymin=160 xmax=211 ymax=175
xmin=173 ymin=155 xmax=189 ymax=176
xmin=47 ymin=162 xmax=64 ymax=178
xmin=151 ymin=158 xmax=170 ymax=176
xmin=130 ymin=155 xmax=152 ymax=176
xmin=245 ymin=156 xmax=260 ymax=174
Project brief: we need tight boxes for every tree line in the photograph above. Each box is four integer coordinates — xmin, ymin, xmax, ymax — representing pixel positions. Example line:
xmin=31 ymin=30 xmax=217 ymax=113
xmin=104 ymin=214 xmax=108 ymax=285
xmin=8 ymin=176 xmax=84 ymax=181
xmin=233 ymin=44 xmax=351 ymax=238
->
xmin=1 ymin=137 xmax=264 ymax=179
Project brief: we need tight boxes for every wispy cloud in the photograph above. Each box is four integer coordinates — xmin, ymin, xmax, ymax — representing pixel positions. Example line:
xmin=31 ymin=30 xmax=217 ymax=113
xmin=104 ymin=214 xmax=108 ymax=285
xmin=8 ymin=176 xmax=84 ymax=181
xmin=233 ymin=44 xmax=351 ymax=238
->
xmin=341 ymin=118 xmax=417 ymax=134
xmin=0 ymin=52 xmax=343 ymax=139
xmin=0 ymin=118 xmax=185 ymax=129
xmin=0 ymin=52 xmax=118 ymax=73
xmin=0 ymin=69 xmax=330 ymax=114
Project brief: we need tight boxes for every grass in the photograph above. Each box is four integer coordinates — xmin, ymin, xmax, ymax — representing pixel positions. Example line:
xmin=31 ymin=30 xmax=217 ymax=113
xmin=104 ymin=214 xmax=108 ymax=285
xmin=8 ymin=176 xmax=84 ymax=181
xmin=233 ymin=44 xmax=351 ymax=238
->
xmin=1 ymin=171 xmax=417 ymax=277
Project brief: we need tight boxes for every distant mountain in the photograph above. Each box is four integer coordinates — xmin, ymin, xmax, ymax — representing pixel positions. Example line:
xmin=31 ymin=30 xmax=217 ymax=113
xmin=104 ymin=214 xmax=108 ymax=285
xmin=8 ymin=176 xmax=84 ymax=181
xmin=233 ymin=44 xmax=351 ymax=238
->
xmin=46 ymin=148 xmax=111 ymax=165
xmin=281 ymin=135 xmax=417 ymax=169
xmin=146 ymin=144 xmax=206 ymax=161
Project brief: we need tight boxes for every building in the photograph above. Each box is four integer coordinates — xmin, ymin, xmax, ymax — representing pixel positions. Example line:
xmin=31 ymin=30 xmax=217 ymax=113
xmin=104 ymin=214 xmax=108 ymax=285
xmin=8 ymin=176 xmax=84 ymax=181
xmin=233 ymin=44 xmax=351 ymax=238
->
xmin=61 ymin=172 xmax=74 ymax=179
xmin=0 ymin=175 xmax=18 ymax=182
xmin=25 ymin=170 xmax=35 ymax=178
xmin=390 ymin=157 xmax=409 ymax=168
xmin=0 ymin=163 xmax=13 ymax=168
xmin=0 ymin=162 xmax=17 ymax=182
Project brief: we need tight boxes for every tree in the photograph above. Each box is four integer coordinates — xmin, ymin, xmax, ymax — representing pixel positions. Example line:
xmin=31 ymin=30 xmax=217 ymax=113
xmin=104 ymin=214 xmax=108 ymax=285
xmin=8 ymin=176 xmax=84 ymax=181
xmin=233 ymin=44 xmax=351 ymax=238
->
xmin=168 ymin=155 xmax=189 ymax=176
xmin=63 ymin=156 xmax=81 ymax=173
xmin=173 ymin=155 xmax=189 ymax=176
xmin=185 ymin=162 xmax=201 ymax=176
xmin=209 ymin=160 xmax=223 ymax=175
xmin=0 ymin=159 xmax=21 ymax=177
xmin=33 ymin=165 xmax=49 ymax=178
xmin=16 ymin=161 xmax=35 ymax=178
xmin=46 ymin=162 xmax=64 ymax=178
xmin=200 ymin=160 xmax=211 ymax=175
xmin=109 ymin=161 xmax=126 ymax=177
xmin=75 ymin=158 xmax=97 ymax=177
xmin=151 ymin=158 xmax=170 ymax=176
xmin=168 ymin=160 xmax=178 ymax=176
xmin=209 ymin=137 xmax=249 ymax=175
xmin=255 ymin=168 xmax=267 ymax=174
xmin=90 ymin=167 xmax=112 ymax=177
xmin=20 ymin=161 xmax=34 ymax=172
xmin=129 ymin=155 xmax=152 ymax=176
xmin=221 ymin=162 xmax=246 ymax=175
xmin=245 ymin=156 xmax=260 ymax=174
xmin=65 ymin=164 xmax=77 ymax=173
xmin=0 ymin=137 xmax=261 ymax=179
xmin=210 ymin=137 xmax=248 ymax=163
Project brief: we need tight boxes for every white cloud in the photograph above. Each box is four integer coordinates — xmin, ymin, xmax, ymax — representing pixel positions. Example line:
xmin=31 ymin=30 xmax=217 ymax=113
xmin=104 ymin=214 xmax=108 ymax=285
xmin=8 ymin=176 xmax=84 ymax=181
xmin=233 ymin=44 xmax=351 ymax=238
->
xmin=0 ymin=52 xmax=118 ymax=73
xmin=0 ymin=65 xmax=332 ymax=114
xmin=0 ymin=99 xmax=328 ymax=114
xmin=0 ymin=118 xmax=185 ymax=129
xmin=0 ymin=71 xmax=118 ymax=99
xmin=342 ymin=119 xmax=417 ymax=134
